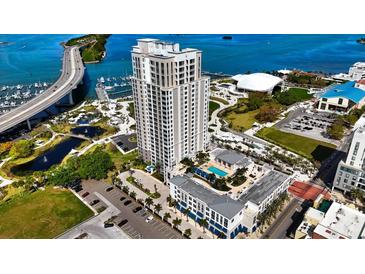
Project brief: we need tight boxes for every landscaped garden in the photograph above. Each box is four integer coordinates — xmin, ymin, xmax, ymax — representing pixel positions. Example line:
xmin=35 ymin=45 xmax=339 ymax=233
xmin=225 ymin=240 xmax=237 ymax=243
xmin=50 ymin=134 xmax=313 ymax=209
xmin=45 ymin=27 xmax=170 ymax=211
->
xmin=126 ymin=174 xmax=161 ymax=199
xmin=0 ymin=188 xmax=93 ymax=238
xmin=256 ymin=127 xmax=336 ymax=162
xmin=219 ymin=88 xmax=312 ymax=132
xmin=273 ymin=87 xmax=312 ymax=106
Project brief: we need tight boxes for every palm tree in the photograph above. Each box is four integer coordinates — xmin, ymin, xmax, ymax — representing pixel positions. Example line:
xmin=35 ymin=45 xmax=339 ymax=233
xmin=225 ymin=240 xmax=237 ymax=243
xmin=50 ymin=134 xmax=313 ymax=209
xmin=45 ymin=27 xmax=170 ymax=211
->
xmin=144 ymin=197 xmax=154 ymax=209
xmin=172 ymin=218 xmax=182 ymax=230
xmin=163 ymin=212 xmax=171 ymax=223
xmin=122 ymin=185 xmax=129 ymax=194
xmin=183 ymin=207 xmax=191 ymax=222
xmin=184 ymin=228 xmax=192 ymax=238
xmin=350 ymin=188 xmax=364 ymax=202
xmin=130 ymin=191 xmax=137 ymax=200
xmin=199 ymin=218 xmax=208 ymax=233
xmin=154 ymin=203 xmax=162 ymax=216
xmin=171 ymin=200 xmax=178 ymax=214
xmin=166 ymin=195 xmax=172 ymax=206
xmin=217 ymin=231 xmax=226 ymax=239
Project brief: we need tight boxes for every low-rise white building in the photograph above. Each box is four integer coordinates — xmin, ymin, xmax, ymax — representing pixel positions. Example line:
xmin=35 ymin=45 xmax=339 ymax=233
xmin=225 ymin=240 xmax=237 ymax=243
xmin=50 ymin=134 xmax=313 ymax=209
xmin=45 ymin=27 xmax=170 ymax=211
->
xmin=211 ymin=148 xmax=254 ymax=173
xmin=332 ymin=62 xmax=365 ymax=81
xmin=238 ymin=170 xmax=292 ymax=232
xmin=349 ymin=62 xmax=365 ymax=80
xmin=232 ymin=73 xmax=283 ymax=95
xmin=169 ymin=168 xmax=292 ymax=238
xmin=169 ymin=174 xmax=245 ymax=239
xmin=317 ymin=81 xmax=365 ymax=113
xmin=312 ymin=202 xmax=365 ymax=239
xmin=295 ymin=207 xmax=325 ymax=239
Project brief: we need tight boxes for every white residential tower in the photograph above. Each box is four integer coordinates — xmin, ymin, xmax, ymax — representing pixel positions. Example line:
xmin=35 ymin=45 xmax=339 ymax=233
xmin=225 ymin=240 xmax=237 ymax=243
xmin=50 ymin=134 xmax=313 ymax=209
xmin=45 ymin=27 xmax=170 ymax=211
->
xmin=131 ymin=39 xmax=210 ymax=180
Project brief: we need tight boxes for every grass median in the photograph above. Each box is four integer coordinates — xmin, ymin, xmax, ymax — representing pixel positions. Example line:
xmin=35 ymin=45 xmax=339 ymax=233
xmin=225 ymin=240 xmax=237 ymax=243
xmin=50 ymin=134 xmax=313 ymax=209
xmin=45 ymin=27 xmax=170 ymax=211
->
xmin=256 ymin=127 xmax=336 ymax=162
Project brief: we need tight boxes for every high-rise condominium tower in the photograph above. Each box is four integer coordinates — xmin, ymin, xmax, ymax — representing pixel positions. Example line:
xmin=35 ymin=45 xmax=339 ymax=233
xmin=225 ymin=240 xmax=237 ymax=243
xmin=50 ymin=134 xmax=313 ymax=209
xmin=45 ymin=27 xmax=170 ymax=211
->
xmin=333 ymin=126 xmax=365 ymax=193
xmin=131 ymin=39 xmax=209 ymax=180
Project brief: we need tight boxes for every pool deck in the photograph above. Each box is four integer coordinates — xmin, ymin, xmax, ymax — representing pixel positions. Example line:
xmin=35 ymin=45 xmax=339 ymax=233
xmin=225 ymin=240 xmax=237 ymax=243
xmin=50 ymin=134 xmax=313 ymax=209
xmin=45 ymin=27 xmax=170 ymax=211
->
xmin=199 ymin=161 xmax=267 ymax=199
xmin=201 ymin=161 xmax=234 ymax=177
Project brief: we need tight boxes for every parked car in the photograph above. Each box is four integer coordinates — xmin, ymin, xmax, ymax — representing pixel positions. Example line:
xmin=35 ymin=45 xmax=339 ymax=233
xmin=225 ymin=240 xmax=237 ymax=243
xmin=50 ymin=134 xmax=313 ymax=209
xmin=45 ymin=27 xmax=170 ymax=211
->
xmin=90 ymin=199 xmax=100 ymax=206
xmin=124 ymin=200 xmax=132 ymax=206
xmin=81 ymin=192 xmax=90 ymax=198
xmin=75 ymin=186 xmax=83 ymax=193
xmin=145 ymin=215 xmax=154 ymax=223
xmin=118 ymin=219 xmax=128 ymax=227
xmin=120 ymin=197 xmax=126 ymax=201
xmin=104 ymin=223 xmax=114 ymax=228
xmin=133 ymin=206 xmax=142 ymax=213
xmin=106 ymin=186 xmax=114 ymax=192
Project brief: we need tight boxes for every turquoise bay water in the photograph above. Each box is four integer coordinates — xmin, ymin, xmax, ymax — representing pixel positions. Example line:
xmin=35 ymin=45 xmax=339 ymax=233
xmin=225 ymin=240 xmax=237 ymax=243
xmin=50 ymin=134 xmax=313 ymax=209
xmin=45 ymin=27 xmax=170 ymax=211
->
xmin=1 ymin=34 xmax=365 ymax=98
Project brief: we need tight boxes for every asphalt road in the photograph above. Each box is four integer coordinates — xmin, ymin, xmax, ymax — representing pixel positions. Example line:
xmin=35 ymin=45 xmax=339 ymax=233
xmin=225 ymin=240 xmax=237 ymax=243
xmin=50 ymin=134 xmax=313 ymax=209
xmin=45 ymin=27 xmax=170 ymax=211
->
xmin=313 ymin=131 xmax=353 ymax=188
xmin=261 ymin=198 xmax=303 ymax=239
xmin=80 ymin=180 xmax=184 ymax=239
xmin=0 ymin=46 xmax=84 ymax=134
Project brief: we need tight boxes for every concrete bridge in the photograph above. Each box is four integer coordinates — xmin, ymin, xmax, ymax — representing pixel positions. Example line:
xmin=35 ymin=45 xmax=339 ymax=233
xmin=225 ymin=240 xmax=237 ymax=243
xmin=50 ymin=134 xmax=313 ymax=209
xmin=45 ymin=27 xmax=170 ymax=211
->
xmin=0 ymin=46 xmax=85 ymax=134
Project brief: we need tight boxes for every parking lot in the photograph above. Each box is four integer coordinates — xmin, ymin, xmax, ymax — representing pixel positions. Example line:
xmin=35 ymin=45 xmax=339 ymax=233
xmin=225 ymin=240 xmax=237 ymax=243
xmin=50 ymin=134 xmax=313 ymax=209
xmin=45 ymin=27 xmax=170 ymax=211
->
xmin=76 ymin=180 xmax=184 ymax=239
xmin=276 ymin=108 xmax=337 ymax=143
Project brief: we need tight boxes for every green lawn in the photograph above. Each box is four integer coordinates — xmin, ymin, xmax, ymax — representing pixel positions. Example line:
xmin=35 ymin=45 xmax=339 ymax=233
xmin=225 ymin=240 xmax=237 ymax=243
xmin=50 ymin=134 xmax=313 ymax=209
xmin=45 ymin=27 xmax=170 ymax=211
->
xmin=256 ymin=127 xmax=336 ymax=162
xmin=0 ymin=188 xmax=93 ymax=239
xmin=209 ymin=101 xmax=220 ymax=120
xmin=225 ymin=109 xmax=260 ymax=131
xmin=274 ymin=87 xmax=313 ymax=106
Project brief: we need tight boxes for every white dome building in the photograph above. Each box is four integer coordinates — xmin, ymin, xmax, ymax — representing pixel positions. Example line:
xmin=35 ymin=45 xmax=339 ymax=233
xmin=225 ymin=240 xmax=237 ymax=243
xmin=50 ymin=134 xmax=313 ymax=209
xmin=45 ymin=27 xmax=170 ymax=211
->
xmin=232 ymin=73 xmax=283 ymax=94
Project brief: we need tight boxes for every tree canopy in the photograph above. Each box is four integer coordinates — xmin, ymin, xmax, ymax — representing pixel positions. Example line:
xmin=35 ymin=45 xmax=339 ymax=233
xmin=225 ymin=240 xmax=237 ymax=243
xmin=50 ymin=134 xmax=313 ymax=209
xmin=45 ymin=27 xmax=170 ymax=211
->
xmin=9 ymin=140 xmax=34 ymax=159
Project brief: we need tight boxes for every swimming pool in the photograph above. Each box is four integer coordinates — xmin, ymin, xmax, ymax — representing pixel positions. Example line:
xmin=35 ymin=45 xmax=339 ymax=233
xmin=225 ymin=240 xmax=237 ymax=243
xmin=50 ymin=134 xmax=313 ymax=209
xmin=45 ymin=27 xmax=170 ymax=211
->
xmin=207 ymin=166 xmax=228 ymax=177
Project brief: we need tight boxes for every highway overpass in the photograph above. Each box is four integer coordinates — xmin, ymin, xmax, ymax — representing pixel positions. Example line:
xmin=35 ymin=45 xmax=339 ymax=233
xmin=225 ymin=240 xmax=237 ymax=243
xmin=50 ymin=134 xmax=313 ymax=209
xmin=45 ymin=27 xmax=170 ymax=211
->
xmin=0 ymin=46 xmax=85 ymax=134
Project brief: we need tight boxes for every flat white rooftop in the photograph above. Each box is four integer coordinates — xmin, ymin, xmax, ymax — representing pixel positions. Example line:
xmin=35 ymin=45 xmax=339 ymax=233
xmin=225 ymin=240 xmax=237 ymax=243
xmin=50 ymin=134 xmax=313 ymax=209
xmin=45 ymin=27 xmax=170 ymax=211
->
xmin=314 ymin=202 xmax=365 ymax=239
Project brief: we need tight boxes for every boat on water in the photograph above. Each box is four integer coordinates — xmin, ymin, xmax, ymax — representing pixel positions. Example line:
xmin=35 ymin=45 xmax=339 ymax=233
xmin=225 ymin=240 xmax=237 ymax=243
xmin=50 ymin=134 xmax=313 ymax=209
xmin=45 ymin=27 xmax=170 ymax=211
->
xmin=222 ymin=36 xmax=233 ymax=40
xmin=100 ymin=77 xmax=105 ymax=83
xmin=104 ymin=86 xmax=114 ymax=91
xmin=1 ymin=86 xmax=7 ymax=91
xmin=16 ymin=85 xmax=23 ymax=90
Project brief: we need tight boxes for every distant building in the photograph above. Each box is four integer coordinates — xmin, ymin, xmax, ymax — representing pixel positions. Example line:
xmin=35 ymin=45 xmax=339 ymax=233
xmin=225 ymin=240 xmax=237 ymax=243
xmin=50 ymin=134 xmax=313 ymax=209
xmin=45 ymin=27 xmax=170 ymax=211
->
xmin=333 ymin=126 xmax=365 ymax=193
xmin=231 ymin=73 xmax=283 ymax=95
xmin=349 ymin=62 xmax=365 ymax=80
xmin=169 ymin=169 xmax=292 ymax=238
xmin=131 ymin=39 xmax=209 ymax=180
xmin=332 ymin=62 xmax=365 ymax=81
xmin=312 ymin=202 xmax=365 ymax=239
xmin=317 ymin=81 xmax=365 ymax=113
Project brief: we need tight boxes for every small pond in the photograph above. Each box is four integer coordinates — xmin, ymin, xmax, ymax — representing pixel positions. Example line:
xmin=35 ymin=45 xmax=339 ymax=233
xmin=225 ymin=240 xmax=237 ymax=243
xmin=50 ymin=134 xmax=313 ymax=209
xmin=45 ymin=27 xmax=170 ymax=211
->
xmin=11 ymin=137 xmax=83 ymax=174
xmin=71 ymin=126 xmax=105 ymax=138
